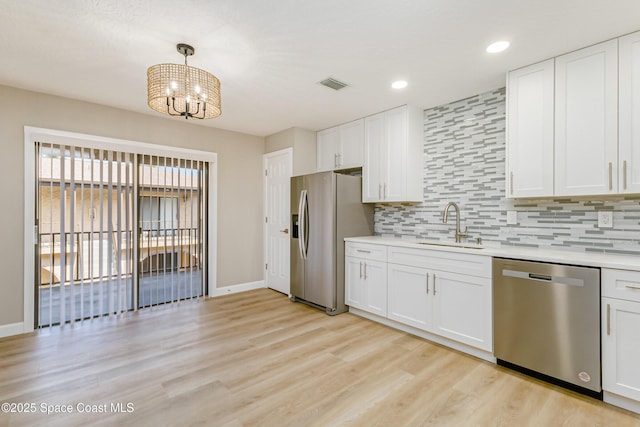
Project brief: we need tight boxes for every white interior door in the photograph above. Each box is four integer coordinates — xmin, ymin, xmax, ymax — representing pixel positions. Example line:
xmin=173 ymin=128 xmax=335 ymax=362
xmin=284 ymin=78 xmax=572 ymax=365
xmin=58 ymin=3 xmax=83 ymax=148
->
xmin=264 ymin=149 xmax=292 ymax=294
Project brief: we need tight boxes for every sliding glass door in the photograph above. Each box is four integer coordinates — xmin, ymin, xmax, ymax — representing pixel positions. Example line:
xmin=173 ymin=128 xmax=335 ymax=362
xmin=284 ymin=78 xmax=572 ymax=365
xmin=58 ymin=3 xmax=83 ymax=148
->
xmin=137 ymin=155 xmax=207 ymax=308
xmin=35 ymin=142 xmax=207 ymax=328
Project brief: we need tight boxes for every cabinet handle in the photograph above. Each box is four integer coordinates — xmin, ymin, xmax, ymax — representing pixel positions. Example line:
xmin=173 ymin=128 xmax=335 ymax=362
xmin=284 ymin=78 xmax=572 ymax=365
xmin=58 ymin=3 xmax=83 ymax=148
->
xmin=425 ymin=273 xmax=430 ymax=294
xmin=334 ymin=153 xmax=339 ymax=168
xmin=510 ymin=171 xmax=514 ymax=195
xmin=364 ymin=262 xmax=368 ymax=280
xmin=383 ymin=183 xmax=387 ymax=199
xmin=607 ymin=303 xmax=611 ymax=336
xmin=623 ymin=160 xmax=628 ymax=191
xmin=433 ymin=274 xmax=437 ymax=295
xmin=625 ymin=284 xmax=640 ymax=290
xmin=359 ymin=262 xmax=363 ymax=279
xmin=609 ymin=162 xmax=613 ymax=191
xmin=356 ymin=249 xmax=371 ymax=254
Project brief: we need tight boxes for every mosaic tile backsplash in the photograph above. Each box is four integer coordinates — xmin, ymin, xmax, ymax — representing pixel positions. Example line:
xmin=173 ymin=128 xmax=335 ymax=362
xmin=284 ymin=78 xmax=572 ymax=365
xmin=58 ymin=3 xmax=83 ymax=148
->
xmin=374 ymin=87 xmax=640 ymax=255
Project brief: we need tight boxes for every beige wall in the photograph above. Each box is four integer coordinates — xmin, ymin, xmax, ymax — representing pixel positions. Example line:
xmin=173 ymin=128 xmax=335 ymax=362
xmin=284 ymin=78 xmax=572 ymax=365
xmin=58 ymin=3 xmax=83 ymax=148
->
xmin=0 ymin=84 xmax=265 ymax=327
xmin=265 ymin=127 xmax=317 ymax=176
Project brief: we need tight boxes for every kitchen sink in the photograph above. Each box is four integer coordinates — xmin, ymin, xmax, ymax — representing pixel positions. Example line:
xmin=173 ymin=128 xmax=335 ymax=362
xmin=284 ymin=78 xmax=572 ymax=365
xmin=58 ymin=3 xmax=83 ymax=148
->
xmin=416 ymin=242 xmax=484 ymax=250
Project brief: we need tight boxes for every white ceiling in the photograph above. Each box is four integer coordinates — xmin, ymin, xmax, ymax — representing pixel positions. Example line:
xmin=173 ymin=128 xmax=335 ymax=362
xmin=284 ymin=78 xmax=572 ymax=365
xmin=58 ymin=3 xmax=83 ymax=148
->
xmin=1 ymin=1 xmax=639 ymax=137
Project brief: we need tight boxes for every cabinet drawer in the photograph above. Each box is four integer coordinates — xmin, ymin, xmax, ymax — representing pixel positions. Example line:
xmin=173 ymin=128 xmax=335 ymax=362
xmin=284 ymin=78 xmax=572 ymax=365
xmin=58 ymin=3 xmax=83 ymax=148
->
xmin=387 ymin=246 xmax=491 ymax=278
xmin=602 ymin=268 xmax=640 ymax=302
xmin=346 ymin=242 xmax=387 ymax=262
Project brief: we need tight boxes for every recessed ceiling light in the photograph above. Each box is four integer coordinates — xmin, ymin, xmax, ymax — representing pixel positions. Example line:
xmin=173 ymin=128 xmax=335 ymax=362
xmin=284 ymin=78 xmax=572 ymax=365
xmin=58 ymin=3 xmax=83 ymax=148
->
xmin=486 ymin=41 xmax=510 ymax=53
xmin=392 ymin=80 xmax=408 ymax=89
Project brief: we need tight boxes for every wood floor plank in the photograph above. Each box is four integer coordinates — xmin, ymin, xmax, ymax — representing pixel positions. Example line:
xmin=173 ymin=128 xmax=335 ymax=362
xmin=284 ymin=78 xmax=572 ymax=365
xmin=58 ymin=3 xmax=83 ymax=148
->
xmin=0 ymin=288 xmax=638 ymax=426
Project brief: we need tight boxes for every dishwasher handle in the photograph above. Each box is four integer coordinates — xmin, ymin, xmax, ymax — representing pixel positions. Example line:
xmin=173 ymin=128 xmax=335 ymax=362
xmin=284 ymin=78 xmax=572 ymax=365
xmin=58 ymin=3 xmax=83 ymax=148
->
xmin=528 ymin=273 xmax=551 ymax=281
xmin=502 ymin=269 xmax=585 ymax=287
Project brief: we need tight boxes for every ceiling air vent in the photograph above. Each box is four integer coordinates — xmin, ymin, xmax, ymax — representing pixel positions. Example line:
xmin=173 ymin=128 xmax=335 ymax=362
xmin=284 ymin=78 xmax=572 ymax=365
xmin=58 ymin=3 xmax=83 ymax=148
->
xmin=319 ymin=77 xmax=348 ymax=91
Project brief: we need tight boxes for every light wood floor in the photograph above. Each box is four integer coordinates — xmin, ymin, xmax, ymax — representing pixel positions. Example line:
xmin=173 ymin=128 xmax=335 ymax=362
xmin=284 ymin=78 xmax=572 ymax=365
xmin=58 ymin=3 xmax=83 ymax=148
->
xmin=0 ymin=289 xmax=638 ymax=427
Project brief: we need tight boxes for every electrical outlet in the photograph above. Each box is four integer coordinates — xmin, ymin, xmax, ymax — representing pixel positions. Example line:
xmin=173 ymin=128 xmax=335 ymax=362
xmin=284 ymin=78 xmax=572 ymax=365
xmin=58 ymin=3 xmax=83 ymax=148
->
xmin=598 ymin=211 xmax=613 ymax=228
xmin=506 ymin=210 xmax=518 ymax=225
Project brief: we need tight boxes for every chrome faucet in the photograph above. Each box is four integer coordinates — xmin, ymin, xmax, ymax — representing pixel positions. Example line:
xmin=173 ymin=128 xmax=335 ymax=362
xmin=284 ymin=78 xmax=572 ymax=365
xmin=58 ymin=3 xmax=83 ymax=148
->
xmin=442 ymin=202 xmax=468 ymax=243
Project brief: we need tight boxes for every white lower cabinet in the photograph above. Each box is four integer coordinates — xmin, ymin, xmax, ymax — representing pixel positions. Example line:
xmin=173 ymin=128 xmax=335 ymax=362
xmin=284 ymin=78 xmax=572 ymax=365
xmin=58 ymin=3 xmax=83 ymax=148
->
xmin=345 ymin=243 xmax=387 ymax=317
xmin=345 ymin=257 xmax=387 ymax=316
xmin=602 ymin=298 xmax=640 ymax=401
xmin=346 ymin=241 xmax=492 ymax=355
xmin=432 ymin=270 xmax=492 ymax=352
xmin=602 ymin=268 xmax=640 ymax=407
xmin=387 ymin=263 xmax=432 ymax=330
xmin=386 ymin=263 xmax=492 ymax=352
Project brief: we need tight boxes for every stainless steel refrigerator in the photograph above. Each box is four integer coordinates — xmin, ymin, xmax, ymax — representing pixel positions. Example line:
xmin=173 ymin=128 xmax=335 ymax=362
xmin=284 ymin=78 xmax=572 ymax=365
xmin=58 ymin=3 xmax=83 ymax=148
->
xmin=290 ymin=172 xmax=374 ymax=315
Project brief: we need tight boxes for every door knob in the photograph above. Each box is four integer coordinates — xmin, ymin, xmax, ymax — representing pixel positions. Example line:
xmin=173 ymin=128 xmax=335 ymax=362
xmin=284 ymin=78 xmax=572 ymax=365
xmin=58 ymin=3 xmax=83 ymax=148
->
xmin=280 ymin=228 xmax=289 ymax=234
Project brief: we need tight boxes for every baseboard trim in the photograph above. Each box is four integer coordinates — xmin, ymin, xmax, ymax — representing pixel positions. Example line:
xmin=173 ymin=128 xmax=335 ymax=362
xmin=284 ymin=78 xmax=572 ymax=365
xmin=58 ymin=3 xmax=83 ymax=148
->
xmin=603 ymin=391 xmax=640 ymax=415
xmin=0 ymin=322 xmax=26 ymax=339
xmin=210 ymin=280 xmax=265 ymax=297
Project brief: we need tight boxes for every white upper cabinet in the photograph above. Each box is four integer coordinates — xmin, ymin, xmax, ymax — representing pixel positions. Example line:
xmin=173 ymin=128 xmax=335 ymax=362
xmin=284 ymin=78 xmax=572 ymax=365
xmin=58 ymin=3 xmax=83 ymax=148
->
xmin=363 ymin=112 xmax=385 ymax=201
xmin=339 ymin=120 xmax=365 ymax=169
xmin=506 ymin=31 xmax=640 ymax=198
xmin=363 ymin=105 xmax=423 ymax=203
xmin=316 ymin=119 xmax=364 ymax=171
xmin=506 ymin=59 xmax=555 ymax=198
xmin=619 ymin=31 xmax=640 ymax=193
xmin=316 ymin=127 xmax=340 ymax=172
xmin=554 ymin=39 xmax=618 ymax=196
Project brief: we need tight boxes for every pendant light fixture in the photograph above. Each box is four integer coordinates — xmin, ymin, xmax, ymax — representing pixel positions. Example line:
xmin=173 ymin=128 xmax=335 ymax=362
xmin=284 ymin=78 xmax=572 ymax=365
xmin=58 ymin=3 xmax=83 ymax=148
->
xmin=147 ymin=43 xmax=221 ymax=120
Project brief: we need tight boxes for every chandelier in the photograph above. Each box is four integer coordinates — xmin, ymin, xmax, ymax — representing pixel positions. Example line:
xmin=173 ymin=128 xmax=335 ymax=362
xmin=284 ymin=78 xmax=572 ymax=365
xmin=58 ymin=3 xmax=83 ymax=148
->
xmin=147 ymin=43 xmax=221 ymax=120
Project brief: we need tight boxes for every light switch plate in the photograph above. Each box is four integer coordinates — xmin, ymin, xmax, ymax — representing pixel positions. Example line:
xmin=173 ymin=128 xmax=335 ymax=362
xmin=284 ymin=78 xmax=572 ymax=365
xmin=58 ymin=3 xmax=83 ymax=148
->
xmin=598 ymin=211 xmax=613 ymax=228
xmin=506 ymin=210 xmax=518 ymax=225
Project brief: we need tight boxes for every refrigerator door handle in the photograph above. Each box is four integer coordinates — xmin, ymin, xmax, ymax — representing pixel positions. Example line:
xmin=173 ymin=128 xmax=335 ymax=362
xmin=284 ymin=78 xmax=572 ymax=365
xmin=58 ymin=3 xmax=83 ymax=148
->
xmin=298 ymin=189 xmax=306 ymax=259
xmin=303 ymin=189 xmax=309 ymax=259
xmin=299 ymin=189 xmax=309 ymax=260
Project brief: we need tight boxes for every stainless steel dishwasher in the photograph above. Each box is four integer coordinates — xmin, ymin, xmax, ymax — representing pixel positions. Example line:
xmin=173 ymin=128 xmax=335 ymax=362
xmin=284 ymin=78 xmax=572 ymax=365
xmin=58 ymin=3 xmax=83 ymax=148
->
xmin=493 ymin=258 xmax=601 ymax=397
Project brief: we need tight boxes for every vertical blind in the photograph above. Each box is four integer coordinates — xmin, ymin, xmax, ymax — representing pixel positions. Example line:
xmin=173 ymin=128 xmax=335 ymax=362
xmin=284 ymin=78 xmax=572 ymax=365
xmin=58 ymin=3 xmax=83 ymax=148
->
xmin=137 ymin=155 xmax=207 ymax=308
xmin=36 ymin=142 xmax=207 ymax=328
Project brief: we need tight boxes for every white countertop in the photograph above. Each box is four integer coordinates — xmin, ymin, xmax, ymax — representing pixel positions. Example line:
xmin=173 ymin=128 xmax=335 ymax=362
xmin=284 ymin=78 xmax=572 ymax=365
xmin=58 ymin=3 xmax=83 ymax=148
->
xmin=345 ymin=236 xmax=640 ymax=270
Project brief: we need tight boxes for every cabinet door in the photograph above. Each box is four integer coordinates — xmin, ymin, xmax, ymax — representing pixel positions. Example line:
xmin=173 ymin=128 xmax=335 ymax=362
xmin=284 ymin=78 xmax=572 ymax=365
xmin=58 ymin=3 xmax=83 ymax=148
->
xmin=431 ymin=270 xmax=492 ymax=351
xmin=345 ymin=257 xmax=366 ymax=310
xmin=363 ymin=112 xmax=385 ymax=202
xmin=316 ymin=127 xmax=340 ymax=172
xmin=602 ymin=298 xmax=640 ymax=401
xmin=345 ymin=257 xmax=387 ymax=316
xmin=506 ymin=59 xmax=555 ymax=198
xmin=555 ymin=39 xmax=618 ymax=196
xmin=362 ymin=259 xmax=387 ymax=316
xmin=383 ymin=106 xmax=407 ymax=201
xmin=338 ymin=119 xmax=364 ymax=169
xmin=387 ymin=263 xmax=432 ymax=330
xmin=619 ymin=31 xmax=640 ymax=193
